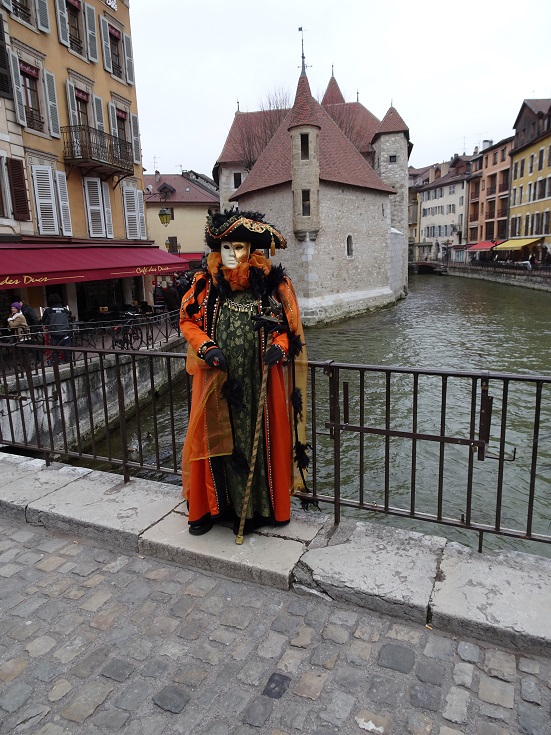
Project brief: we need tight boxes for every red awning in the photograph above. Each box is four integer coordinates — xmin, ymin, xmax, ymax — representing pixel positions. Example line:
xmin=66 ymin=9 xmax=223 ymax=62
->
xmin=467 ymin=240 xmax=504 ymax=252
xmin=0 ymin=245 xmax=188 ymax=291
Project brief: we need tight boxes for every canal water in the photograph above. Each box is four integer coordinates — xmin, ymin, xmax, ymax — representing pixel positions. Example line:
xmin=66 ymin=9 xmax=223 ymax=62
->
xmin=94 ymin=275 xmax=551 ymax=555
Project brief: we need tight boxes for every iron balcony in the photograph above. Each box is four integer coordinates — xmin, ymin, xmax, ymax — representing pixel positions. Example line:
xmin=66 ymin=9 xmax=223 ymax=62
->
xmin=61 ymin=125 xmax=134 ymax=176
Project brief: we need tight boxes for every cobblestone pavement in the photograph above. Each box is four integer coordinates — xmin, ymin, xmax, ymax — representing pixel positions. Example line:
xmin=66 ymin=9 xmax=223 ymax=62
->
xmin=0 ymin=517 xmax=550 ymax=735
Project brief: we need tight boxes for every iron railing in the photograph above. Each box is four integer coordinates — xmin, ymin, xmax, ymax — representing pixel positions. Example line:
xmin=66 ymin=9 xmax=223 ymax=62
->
xmin=1 ymin=344 xmax=550 ymax=552
xmin=0 ymin=310 xmax=181 ymax=368
xmin=61 ymin=125 xmax=134 ymax=172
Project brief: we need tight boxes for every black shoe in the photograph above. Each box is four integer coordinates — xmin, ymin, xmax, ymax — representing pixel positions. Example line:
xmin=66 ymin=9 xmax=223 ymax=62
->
xmin=189 ymin=519 xmax=213 ymax=536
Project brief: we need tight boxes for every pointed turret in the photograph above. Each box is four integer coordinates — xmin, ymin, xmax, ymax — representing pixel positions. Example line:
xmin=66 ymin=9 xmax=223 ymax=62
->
xmin=321 ymin=75 xmax=346 ymax=106
xmin=374 ymin=106 xmax=409 ymax=137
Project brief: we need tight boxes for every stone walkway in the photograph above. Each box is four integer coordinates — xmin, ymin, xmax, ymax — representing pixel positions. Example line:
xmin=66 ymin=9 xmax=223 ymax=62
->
xmin=0 ymin=516 xmax=549 ymax=735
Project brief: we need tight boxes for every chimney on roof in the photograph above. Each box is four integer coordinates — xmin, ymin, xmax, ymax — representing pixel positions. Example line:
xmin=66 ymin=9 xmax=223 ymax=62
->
xmin=154 ymin=170 xmax=160 ymax=183
xmin=473 ymin=146 xmax=479 ymax=155
xmin=482 ymin=140 xmax=493 ymax=150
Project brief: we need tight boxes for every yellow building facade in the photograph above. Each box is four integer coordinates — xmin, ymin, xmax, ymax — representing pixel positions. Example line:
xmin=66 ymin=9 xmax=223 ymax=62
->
xmin=0 ymin=0 xmax=183 ymax=321
xmin=507 ymin=100 xmax=551 ymax=261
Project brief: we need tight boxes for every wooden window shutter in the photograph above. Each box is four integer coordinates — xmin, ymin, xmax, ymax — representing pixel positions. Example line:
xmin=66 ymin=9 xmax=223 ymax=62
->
xmin=84 ymin=3 xmax=99 ymax=63
xmin=55 ymin=170 xmax=72 ymax=236
xmin=43 ymin=70 xmax=61 ymax=138
xmin=102 ymin=181 xmax=114 ymax=238
xmin=54 ymin=0 xmax=70 ymax=47
xmin=99 ymin=16 xmax=112 ymax=73
xmin=6 ymin=158 xmax=30 ymax=221
xmin=35 ymin=0 xmax=51 ymax=33
xmin=123 ymin=33 xmax=134 ymax=85
xmin=93 ymin=94 xmax=105 ymax=131
xmin=108 ymin=101 xmax=118 ymax=137
xmin=122 ymin=187 xmax=139 ymax=240
xmin=83 ymin=177 xmax=106 ymax=238
xmin=130 ymin=113 xmax=140 ymax=164
xmin=65 ymin=80 xmax=79 ymax=126
xmin=137 ymin=189 xmax=146 ymax=239
xmin=0 ymin=15 xmax=12 ymax=100
xmin=32 ymin=165 xmax=59 ymax=235
xmin=8 ymin=50 xmax=26 ymax=127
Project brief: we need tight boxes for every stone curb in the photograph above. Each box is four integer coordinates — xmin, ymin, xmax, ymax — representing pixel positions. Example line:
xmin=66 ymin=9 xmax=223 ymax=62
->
xmin=1 ymin=451 xmax=550 ymax=654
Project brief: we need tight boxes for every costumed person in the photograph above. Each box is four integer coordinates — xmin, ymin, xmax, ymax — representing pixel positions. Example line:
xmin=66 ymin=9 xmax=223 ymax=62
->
xmin=180 ymin=210 xmax=309 ymax=537
xmin=7 ymin=303 xmax=29 ymax=339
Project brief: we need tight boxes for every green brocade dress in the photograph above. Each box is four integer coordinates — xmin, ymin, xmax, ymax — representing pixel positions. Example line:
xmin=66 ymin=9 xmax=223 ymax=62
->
xmin=215 ymin=289 xmax=272 ymax=522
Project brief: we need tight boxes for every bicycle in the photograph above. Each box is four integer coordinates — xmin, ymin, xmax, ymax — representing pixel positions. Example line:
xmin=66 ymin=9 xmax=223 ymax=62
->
xmin=111 ymin=316 xmax=144 ymax=350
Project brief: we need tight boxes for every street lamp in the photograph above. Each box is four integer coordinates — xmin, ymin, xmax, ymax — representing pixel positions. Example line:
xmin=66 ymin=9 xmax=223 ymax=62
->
xmin=158 ymin=207 xmax=171 ymax=227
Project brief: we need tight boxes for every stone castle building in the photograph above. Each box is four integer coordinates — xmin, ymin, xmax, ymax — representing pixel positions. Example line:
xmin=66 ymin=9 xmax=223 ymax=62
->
xmin=214 ymin=66 xmax=411 ymax=325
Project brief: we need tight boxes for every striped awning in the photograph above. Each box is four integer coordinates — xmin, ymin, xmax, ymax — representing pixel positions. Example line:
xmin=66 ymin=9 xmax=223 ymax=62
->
xmin=493 ymin=237 xmax=543 ymax=251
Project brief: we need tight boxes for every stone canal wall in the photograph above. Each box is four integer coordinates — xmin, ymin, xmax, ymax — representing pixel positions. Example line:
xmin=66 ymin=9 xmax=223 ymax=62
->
xmin=1 ymin=339 xmax=187 ymax=450
xmin=447 ymin=265 xmax=551 ymax=292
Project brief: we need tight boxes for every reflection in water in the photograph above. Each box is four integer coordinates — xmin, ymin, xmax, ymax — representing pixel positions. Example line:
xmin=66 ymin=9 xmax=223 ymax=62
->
xmin=93 ymin=275 xmax=551 ymax=555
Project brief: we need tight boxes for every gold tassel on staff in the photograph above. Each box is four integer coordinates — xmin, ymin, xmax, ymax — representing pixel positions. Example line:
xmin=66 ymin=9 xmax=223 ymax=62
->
xmin=235 ymin=332 xmax=273 ymax=545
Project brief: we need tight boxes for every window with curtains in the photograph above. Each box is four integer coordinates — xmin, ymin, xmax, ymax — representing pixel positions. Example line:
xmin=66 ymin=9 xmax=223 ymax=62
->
xmin=20 ymin=65 xmax=43 ymax=132
xmin=109 ymin=29 xmax=123 ymax=79
xmin=66 ymin=1 xmax=84 ymax=55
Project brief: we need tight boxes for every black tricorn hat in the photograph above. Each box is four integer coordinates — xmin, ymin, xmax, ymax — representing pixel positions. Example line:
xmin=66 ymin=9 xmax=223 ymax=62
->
xmin=205 ymin=209 xmax=286 ymax=253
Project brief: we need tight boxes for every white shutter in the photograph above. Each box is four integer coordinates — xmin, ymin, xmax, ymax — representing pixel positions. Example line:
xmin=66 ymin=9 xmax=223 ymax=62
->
xmin=93 ymin=95 xmax=105 ymax=132
xmin=93 ymin=95 xmax=108 ymax=161
xmin=54 ymin=0 xmax=70 ymax=47
xmin=35 ymin=0 xmax=50 ymax=32
xmin=32 ymin=165 xmax=59 ymax=235
xmin=130 ymin=113 xmax=140 ymax=165
xmin=137 ymin=189 xmax=146 ymax=239
xmin=102 ymin=181 xmax=114 ymax=239
xmin=43 ymin=71 xmax=60 ymax=138
xmin=84 ymin=3 xmax=98 ymax=63
xmin=55 ymin=170 xmax=72 ymax=236
xmin=8 ymin=51 xmax=26 ymax=127
xmin=1 ymin=0 xmax=13 ymax=11
xmin=108 ymin=101 xmax=118 ymax=137
xmin=83 ymin=177 xmax=106 ymax=238
xmin=123 ymin=187 xmax=139 ymax=240
xmin=65 ymin=80 xmax=78 ymax=126
xmin=123 ymin=33 xmax=134 ymax=85
xmin=99 ymin=16 xmax=112 ymax=73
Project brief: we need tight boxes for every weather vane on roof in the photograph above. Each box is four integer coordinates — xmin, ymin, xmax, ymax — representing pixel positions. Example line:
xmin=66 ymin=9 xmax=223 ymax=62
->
xmin=298 ymin=27 xmax=311 ymax=73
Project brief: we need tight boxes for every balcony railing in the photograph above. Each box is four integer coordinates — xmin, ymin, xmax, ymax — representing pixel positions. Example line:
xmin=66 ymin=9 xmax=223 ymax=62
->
xmin=486 ymin=211 xmax=496 ymax=220
xmin=499 ymin=183 xmax=508 ymax=193
xmin=469 ymin=214 xmax=478 ymax=222
xmin=497 ymin=208 xmax=508 ymax=218
xmin=471 ymin=191 xmax=480 ymax=201
xmin=486 ymin=186 xmax=497 ymax=196
xmin=25 ymin=107 xmax=44 ymax=132
xmin=12 ymin=0 xmax=31 ymax=23
xmin=61 ymin=125 xmax=134 ymax=173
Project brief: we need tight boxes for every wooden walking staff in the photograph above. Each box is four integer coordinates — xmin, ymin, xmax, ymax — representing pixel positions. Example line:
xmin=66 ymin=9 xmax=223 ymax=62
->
xmin=236 ymin=300 xmax=284 ymax=545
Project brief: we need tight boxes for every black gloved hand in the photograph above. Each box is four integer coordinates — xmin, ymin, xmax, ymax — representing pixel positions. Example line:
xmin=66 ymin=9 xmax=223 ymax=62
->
xmin=204 ymin=348 xmax=227 ymax=371
xmin=263 ymin=344 xmax=285 ymax=366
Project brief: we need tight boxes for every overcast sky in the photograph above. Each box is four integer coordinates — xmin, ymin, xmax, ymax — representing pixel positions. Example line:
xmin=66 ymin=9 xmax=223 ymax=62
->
xmin=130 ymin=0 xmax=551 ymax=179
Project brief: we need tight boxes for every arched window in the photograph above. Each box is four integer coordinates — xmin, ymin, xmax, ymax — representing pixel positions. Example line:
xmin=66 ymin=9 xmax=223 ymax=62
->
xmin=346 ymin=235 xmax=353 ymax=258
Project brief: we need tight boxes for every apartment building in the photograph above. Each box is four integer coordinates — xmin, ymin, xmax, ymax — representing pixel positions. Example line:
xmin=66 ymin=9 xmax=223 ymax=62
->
xmin=0 ymin=0 xmax=183 ymax=321
xmin=507 ymin=99 xmax=551 ymax=260
xmin=417 ymin=155 xmax=471 ymax=262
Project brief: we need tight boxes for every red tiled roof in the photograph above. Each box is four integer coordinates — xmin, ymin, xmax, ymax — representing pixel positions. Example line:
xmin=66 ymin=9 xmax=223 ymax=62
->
xmin=374 ymin=106 xmax=409 ymax=137
xmin=230 ymin=73 xmax=394 ymax=200
xmin=216 ymin=109 xmax=289 ymax=165
xmin=286 ymin=74 xmax=321 ymax=130
xmin=323 ymin=101 xmax=381 ymax=154
xmin=143 ymin=173 xmax=218 ymax=205
xmin=321 ymin=76 xmax=345 ymax=105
